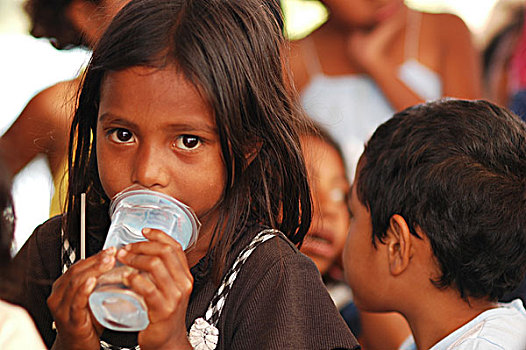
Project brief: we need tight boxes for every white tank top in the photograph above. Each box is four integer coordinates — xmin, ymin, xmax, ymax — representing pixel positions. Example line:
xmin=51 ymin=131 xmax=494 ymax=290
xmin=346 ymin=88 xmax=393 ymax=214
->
xmin=300 ymin=10 xmax=442 ymax=178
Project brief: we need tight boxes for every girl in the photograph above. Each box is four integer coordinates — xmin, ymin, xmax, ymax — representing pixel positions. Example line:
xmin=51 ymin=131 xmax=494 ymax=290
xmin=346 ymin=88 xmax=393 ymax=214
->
xmin=290 ymin=0 xmax=481 ymax=177
xmin=12 ymin=0 xmax=359 ymax=349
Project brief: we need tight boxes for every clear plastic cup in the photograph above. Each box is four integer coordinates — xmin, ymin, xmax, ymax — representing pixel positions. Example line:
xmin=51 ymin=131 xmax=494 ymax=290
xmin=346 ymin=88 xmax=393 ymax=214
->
xmin=88 ymin=186 xmax=200 ymax=332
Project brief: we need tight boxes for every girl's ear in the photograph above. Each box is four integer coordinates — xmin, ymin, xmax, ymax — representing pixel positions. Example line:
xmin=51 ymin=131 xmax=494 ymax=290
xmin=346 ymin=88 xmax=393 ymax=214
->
xmin=385 ymin=214 xmax=412 ymax=276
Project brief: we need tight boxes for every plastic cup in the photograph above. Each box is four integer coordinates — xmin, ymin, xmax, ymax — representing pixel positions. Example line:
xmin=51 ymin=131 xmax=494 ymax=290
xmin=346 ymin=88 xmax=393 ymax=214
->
xmin=88 ymin=186 xmax=200 ymax=332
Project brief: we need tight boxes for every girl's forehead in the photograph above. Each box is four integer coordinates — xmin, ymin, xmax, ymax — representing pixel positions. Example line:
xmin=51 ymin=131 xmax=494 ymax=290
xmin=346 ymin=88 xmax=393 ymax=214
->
xmin=101 ymin=66 xmax=201 ymax=101
xmin=98 ymin=66 xmax=216 ymax=130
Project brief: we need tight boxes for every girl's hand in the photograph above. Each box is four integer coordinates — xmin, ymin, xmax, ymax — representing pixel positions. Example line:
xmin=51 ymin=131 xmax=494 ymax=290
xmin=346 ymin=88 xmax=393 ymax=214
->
xmin=347 ymin=6 xmax=406 ymax=72
xmin=117 ymin=228 xmax=194 ymax=350
xmin=47 ymin=247 xmax=117 ymax=350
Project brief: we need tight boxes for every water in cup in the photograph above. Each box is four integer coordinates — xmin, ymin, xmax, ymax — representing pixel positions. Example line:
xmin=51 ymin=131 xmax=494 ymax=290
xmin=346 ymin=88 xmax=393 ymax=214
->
xmin=89 ymin=186 xmax=200 ymax=331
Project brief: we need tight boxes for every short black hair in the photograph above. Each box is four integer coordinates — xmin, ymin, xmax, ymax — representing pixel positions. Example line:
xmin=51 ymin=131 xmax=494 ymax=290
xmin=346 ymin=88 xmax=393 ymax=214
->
xmin=356 ymin=99 xmax=526 ymax=301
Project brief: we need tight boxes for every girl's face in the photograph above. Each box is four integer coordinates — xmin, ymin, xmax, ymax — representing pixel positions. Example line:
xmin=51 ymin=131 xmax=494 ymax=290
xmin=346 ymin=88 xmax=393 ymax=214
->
xmin=321 ymin=0 xmax=404 ymax=28
xmin=96 ymin=66 xmax=226 ymax=238
xmin=300 ymin=136 xmax=350 ymax=275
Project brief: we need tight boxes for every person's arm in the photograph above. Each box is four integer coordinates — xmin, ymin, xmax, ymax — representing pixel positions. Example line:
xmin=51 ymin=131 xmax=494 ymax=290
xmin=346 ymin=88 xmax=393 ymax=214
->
xmin=0 ymin=79 xmax=78 ymax=177
xmin=438 ymin=13 xmax=482 ymax=100
xmin=347 ymin=6 xmax=425 ymax=112
xmin=288 ymin=40 xmax=312 ymax=94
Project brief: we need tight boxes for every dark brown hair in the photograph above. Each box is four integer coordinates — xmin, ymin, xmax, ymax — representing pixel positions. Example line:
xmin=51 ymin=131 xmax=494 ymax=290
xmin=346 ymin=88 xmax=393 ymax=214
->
xmin=66 ymin=0 xmax=312 ymax=281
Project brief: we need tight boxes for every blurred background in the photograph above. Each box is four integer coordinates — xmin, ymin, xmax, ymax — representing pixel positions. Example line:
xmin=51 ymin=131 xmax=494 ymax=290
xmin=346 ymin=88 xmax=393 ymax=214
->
xmin=285 ymin=0 xmax=516 ymax=46
xmin=1 ymin=0 xmax=522 ymax=44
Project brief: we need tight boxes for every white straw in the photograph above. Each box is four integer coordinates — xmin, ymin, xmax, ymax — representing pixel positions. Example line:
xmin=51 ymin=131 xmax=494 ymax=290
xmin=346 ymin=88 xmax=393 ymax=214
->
xmin=80 ymin=193 xmax=86 ymax=260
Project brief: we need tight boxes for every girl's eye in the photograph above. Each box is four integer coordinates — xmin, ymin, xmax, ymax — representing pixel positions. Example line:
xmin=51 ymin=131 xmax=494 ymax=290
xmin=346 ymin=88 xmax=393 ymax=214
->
xmin=174 ymin=135 xmax=202 ymax=151
xmin=109 ymin=128 xmax=135 ymax=143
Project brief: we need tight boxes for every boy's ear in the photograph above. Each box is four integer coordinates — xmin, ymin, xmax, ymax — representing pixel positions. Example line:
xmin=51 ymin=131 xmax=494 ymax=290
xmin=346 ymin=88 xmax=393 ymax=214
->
xmin=385 ymin=214 xmax=413 ymax=276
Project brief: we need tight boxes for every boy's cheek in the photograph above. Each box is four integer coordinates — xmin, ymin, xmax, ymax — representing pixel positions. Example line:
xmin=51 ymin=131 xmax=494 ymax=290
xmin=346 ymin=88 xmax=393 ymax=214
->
xmin=341 ymin=233 xmax=358 ymax=286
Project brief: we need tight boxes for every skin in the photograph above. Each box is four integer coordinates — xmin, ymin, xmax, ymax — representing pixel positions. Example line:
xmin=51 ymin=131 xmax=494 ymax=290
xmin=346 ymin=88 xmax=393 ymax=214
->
xmin=300 ymin=135 xmax=350 ymax=275
xmin=301 ymin=136 xmax=411 ymax=349
xmin=289 ymin=0 xmax=481 ymax=112
xmin=343 ymin=167 xmax=497 ymax=350
xmin=47 ymin=66 xmax=226 ymax=350
xmin=0 ymin=0 xmax=128 ymax=180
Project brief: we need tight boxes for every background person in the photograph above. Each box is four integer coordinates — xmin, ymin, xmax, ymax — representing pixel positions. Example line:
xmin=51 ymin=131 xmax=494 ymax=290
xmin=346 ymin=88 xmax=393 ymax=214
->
xmin=290 ymin=0 xmax=481 ymax=177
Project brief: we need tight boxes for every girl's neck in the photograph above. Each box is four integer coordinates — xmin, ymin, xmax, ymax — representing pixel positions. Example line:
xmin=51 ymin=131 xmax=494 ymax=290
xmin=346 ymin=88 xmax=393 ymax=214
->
xmin=403 ymin=290 xmax=498 ymax=350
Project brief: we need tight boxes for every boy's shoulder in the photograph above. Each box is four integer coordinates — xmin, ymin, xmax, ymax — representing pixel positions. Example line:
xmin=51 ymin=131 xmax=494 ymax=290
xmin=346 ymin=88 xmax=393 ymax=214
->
xmin=454 ymin=299 xmax=526 ymax=350
xmin=401 ymin=299 xmax=526 ymax=350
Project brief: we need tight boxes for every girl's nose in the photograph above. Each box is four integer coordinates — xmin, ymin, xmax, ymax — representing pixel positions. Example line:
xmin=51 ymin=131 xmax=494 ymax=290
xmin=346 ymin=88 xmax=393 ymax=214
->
xmin=131 ymin=141 xmax=170 ymax=189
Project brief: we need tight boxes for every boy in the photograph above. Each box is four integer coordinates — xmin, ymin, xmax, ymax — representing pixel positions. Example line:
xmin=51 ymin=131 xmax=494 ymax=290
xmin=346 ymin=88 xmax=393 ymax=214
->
xmin=343 ymin=99 xmax=526 ymax=349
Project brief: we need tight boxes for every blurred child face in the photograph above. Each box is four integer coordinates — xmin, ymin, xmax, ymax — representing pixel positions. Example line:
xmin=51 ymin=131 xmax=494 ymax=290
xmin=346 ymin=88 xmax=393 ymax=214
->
xmin=96 ymin=66 xmax=226 ymax=237
xmin=321 ymin=0 xmax=404 ymax=28
xmin=342 ymin=172 xmax=388 ymax=311
xmin=300 ymin=136 xmax=350 ymax=275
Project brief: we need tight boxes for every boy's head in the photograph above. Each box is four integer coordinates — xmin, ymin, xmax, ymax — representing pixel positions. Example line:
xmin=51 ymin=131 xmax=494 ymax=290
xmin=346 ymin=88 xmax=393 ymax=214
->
xmin=344 ymin=99 xmax=526 ymax=309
